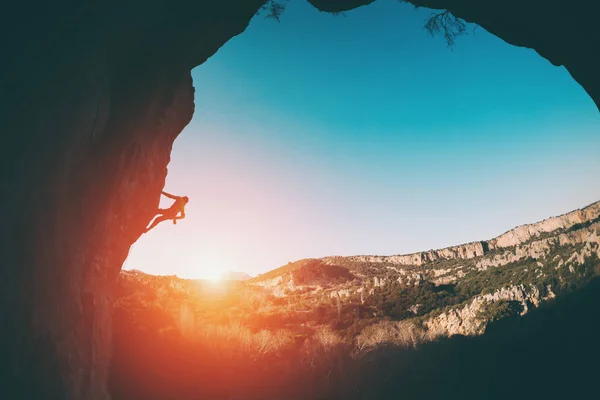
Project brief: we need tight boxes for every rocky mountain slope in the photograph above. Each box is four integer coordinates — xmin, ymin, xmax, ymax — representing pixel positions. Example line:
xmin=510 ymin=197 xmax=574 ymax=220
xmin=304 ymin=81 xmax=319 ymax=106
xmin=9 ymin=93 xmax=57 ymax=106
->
xmin=111 ymin=200 xmax=600 ymax=400
xmin=114 ymin=201 xmax=600 ymax=349
xmin=248 ymin=200 xmax=600 ymax=338
xmin=114 ymin=199 xmax=600 ymax=348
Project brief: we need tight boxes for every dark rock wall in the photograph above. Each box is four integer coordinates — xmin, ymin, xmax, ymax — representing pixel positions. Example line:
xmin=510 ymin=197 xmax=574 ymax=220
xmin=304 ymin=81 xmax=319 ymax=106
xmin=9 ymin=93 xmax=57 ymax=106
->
xmin=0 ymin=1 xmax=597 ymax=399
xmin=310 ymin=0 xmax=600 ymax=110
xmin=0 ymin=2 xmax=263 ymax=398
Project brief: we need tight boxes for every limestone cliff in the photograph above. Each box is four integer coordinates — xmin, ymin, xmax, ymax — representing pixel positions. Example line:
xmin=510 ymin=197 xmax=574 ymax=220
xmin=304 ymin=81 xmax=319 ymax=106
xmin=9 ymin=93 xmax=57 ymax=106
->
xmin=329 ymin=200 xmax=600 ymax=267
xmin=491 ymin=201 xmax=600 ymax=248
xmin=1 ymin=1 xmax=599 ymax=399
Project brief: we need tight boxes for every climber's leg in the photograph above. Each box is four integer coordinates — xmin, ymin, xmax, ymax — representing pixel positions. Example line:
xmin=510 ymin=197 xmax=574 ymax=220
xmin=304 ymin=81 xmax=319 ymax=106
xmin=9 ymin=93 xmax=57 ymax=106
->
xmin=145 ymin=214 xmax=171 ymax=232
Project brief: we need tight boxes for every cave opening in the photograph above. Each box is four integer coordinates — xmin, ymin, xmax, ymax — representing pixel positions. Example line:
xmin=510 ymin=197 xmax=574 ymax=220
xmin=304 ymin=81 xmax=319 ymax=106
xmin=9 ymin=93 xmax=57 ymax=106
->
xmin=110 ymin=7 xmax=600 ymax=395
xmin=124 ymin=0 xmax=600 ymax=281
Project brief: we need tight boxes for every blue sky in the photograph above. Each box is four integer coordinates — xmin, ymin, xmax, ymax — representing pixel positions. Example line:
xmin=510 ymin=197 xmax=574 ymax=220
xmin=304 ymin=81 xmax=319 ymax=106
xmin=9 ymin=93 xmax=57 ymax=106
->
xmin=125 ymin=0 xmax=600 ymax=279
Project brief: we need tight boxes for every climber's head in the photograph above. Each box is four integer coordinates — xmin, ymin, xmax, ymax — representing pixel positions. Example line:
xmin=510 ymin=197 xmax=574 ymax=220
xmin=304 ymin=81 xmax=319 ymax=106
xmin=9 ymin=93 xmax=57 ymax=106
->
xmin=182 ymin=196 xmax=189 ymax=204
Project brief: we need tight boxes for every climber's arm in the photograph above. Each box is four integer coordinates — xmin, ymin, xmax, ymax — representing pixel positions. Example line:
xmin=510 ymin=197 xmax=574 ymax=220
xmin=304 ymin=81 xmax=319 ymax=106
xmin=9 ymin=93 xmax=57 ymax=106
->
xmin=161 ymin=191 xmax=178 ymax=200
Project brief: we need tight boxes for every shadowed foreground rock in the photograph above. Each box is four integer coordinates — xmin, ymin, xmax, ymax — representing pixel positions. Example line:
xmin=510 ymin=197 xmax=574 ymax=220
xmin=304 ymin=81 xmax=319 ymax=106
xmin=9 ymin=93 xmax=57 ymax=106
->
xmin=0 ymin=1 xmax=598 ymax=399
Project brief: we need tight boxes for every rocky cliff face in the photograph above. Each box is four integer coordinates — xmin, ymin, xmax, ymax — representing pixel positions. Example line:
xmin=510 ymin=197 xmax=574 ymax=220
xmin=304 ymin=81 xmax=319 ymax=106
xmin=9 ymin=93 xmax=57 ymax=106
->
xmin=329 ymin=201 xmax=600 ymax=267
xmin=424 ymin=284 xmax=554 ymax=338
xmin=0 ymin=2 xmax=264 ymax=398
xmin=1 ymin=1 xmax=598 ymax=399
xmin=335 ymin=241 xmax=488 ymax=266
xmin=491 ymin=201 xmax=600 ymax=248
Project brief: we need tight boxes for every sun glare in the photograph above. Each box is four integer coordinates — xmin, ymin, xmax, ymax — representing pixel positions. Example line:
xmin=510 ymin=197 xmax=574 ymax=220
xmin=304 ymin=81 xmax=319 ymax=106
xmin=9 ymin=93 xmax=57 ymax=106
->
xmin=204 ymin=268 xmax=224 ymax=282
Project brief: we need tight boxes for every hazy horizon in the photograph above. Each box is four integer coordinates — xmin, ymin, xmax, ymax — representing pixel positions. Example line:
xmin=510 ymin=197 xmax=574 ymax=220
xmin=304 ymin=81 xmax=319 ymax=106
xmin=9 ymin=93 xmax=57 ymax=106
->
xmin=124 ymin=0 xmax=600 ymax=280
xmin=125 ymin=198 xmax=600 ymax=279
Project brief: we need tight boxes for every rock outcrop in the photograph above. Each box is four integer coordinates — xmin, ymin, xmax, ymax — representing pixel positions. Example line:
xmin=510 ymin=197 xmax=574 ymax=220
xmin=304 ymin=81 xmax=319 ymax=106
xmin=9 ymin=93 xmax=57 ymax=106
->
xmin=424 ymin=284 xmax=549 ymax=338
xmin=336 ymin=241 xmax=489 ymax=266
xmin=334 ymin=201 xmax=600 ymax=267
xmin=491 ymin=201 xmax=600 ymax=248
xmin=476 ymin=221 xmax=600 ymax=271
xmin=1 ymin=1 xmax=598 ymax=399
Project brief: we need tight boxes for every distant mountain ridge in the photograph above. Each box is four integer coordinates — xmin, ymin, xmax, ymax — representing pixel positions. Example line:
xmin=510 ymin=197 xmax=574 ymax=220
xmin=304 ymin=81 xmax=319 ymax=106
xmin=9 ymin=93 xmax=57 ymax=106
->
xmin=334 ymin=200 xmax=600 ymax=267
xmin=221 ymin=270 xmax=252 ymax=281
xmin=122 ymin=269 xmax=252 ymax=281
xmin=250 ymin=200 xmax=600 ymax=284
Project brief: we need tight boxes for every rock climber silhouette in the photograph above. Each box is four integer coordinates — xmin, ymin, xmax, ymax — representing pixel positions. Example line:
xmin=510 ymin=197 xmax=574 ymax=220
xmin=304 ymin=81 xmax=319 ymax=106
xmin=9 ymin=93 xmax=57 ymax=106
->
xmin=145 ymin=191 xmax=189 ymax=232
